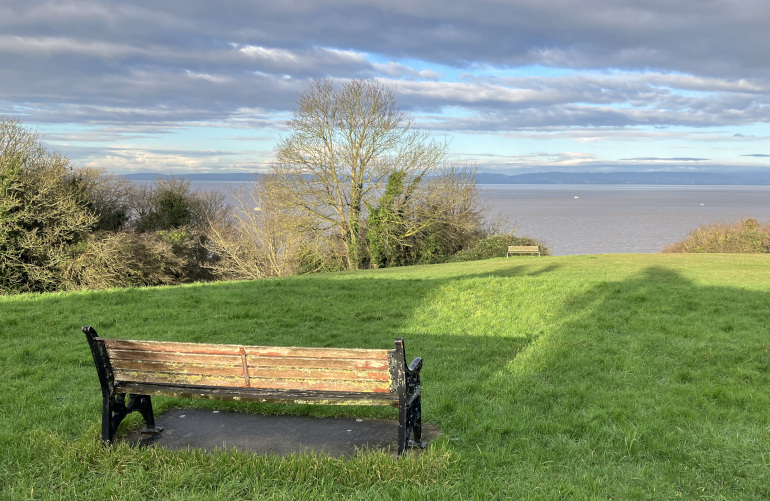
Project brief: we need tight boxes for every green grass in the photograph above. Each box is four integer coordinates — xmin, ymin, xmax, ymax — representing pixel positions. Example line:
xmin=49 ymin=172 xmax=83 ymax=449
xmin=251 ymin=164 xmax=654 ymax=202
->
xmin=1 ymin=254 xmax=769 ymax=499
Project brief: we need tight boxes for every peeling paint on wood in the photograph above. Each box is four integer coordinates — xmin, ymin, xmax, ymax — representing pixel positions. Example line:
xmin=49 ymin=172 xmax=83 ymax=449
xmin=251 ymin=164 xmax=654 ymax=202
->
xmin=103 ymin=339 xmax=396 ymax=394
xmin=102 ymin=339 xmax=390 ymax=360
xmin=114 ymin=382 xmax=400 ymax=406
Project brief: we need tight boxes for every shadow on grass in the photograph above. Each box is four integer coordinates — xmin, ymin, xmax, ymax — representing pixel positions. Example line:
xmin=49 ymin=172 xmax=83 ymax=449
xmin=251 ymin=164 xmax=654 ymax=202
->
xmin=486 ymin=264 xmax=770 ymax=497
xmin=2 ymin=258 xmax=770 ymax=497
xmin=0 ymin=260 xmax=539 ymax=441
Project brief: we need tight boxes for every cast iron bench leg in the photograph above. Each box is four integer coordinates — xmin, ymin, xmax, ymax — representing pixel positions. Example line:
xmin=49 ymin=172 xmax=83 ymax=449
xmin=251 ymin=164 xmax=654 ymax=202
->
xmin=103 ymin=393 xmax=163 ymax=443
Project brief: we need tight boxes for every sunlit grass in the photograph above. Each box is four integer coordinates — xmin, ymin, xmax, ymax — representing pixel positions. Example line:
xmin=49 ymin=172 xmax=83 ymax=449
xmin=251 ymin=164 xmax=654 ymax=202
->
xmin=2 ymin=253 xmax=769 ymax=499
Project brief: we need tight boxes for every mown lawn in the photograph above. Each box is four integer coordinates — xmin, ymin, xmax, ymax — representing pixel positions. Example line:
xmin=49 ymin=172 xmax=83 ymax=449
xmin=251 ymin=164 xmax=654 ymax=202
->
xmin=1 ymin=254 xmax=769 ymax=499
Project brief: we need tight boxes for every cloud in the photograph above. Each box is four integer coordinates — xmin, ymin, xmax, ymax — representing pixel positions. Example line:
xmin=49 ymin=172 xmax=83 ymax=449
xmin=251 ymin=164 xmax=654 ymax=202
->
xmin=620 ymin=157 xmax=709 ymax=162
xmin=3 ymin=1 xmax=769 ymax=130
xmin=2 ymin=0 xmax=770 ymax=173
xmin=4 ymin=1 xmax=770 ymax=75
xmin=75 ymin=145 xmax=273 ymax=173
xmin=372 ymin=62 xmax=442 ymax=80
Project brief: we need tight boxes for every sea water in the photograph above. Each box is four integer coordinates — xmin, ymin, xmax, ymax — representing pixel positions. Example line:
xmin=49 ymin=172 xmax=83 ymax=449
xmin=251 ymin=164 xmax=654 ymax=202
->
xmin=189 ymin=181 xmax=770 ymax=256
xmin=483 ymin=184 xmax=770 ymax=255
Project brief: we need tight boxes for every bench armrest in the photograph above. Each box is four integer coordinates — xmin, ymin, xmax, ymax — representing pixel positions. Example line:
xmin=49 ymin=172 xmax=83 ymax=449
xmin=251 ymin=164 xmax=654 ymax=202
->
xmin=408 ymin=357 xmax=423 ymax=373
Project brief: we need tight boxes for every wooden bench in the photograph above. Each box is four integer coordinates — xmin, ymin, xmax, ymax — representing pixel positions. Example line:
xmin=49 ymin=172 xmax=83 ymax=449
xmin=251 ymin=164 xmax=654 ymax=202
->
xmin=507 ymin=245 xmax=541 ymax=257
xmin=83 ymin=326 xmax=425 ymax=455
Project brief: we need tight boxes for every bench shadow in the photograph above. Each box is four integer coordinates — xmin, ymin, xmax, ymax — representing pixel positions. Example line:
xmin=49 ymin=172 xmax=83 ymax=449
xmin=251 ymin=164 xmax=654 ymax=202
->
xmin=71 ymin=261 xmax=543 ymax=455
xmin=0 ymin=256 xmax=562 ymax=458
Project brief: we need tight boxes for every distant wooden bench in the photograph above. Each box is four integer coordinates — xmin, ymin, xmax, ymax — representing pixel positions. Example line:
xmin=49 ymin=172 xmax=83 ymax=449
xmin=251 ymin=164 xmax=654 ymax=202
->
xmin=83 ymin=326 xmax=425 ymax=455
xmin=507 ymin=245 xmax=541 ymax=256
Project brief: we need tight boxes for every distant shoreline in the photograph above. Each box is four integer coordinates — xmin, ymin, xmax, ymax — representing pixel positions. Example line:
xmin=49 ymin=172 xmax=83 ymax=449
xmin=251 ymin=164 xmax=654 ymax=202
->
xmin=124 ymin=170 xmax=770 ymax=186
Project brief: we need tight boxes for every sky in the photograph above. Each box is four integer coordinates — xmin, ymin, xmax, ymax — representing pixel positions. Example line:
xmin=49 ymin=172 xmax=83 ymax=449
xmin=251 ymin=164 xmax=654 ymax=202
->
xmin=2 ymin=0 xmax=770 ymax=175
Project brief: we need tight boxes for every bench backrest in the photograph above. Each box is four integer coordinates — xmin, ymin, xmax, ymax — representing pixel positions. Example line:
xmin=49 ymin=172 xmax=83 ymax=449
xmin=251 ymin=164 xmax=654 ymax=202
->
xmin=507 ymin=245 xmax=539 ymax=252
xmin=100 ymin=338 xmax=395 ymax=394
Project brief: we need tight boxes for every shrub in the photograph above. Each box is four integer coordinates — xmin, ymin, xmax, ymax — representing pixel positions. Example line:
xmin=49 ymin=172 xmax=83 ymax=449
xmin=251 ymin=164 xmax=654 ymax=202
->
xmin=1 ymin=119 xmax=98 ymax=293
xmin=295 ymin=243 xmax=347 ymax=275
xmin=447 ymin=234 xmax=550 ymax=262
xmin=133 ymin=177 xmax=215 ymax=233
xmin=365 ymin=166 xmax=486 ymax=268
xmin=203 ymin=176 xmax=336 ymax=280
xmin=663 ymin=218 xmax=770 ymax=253
xmin=63 ymin=231 xmax=185 ymax=290
xmin=130 ymin=177 xmax=229 ymax=282
xmin=69 ymin=167 xmax=134 ymax=231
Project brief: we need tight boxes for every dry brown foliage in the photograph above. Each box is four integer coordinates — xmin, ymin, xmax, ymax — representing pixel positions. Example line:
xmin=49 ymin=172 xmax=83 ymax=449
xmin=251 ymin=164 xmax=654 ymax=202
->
xmin=63 ymin=231 xmax=185 ymax=290
xmin=663 ymin=218 xmax=770 ymax=253
xmin=204 ymin=174 xmax=339 ymax=280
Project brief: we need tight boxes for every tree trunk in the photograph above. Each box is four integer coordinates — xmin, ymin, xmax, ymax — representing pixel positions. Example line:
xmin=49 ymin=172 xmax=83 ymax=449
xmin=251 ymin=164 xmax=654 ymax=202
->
xmin=348 ymin=182 xmax=364 ymax=269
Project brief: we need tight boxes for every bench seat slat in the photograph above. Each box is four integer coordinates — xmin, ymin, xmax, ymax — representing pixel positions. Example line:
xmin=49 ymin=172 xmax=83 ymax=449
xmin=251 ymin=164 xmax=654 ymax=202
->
xmin=114 ymin=382 xmax=399 ymax=406
xmin=113 ymin=370 xmax=246 ymax=388
xmin=104 ymin=339 xmax=242 ymax=355
xmin=113 ymin=370 xmax=392 ymax=393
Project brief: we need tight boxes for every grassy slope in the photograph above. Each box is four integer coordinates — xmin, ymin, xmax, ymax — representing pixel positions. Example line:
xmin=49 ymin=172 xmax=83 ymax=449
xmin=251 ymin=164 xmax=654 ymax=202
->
xmin=1 ymin=254 xmax=769 ymax=500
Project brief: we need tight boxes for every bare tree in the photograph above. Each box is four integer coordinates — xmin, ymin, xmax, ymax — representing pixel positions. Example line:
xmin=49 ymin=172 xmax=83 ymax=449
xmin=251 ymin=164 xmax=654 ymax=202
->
xmin=204 ymin=174 xmax=337 ymax=280
xmin=273 ymin=79 xmax=447 ymax=269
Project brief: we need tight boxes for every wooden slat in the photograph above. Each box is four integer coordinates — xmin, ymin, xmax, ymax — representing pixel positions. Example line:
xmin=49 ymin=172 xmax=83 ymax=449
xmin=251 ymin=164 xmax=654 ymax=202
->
xmin=239 ymin=377 xmax=392 ymax=393
xmin=247 ymin=356 xmax=389 ymax=371
xmin=114 ymin=382 xmax=399 ymax=406
xmin=113 ymin=369 xmax=246 ymax=388
xmin=111 ymin=351 xmax=390 ymax=380
xmin=102 ymin=339 xmax=391 ymax=361
xmin=110 ymin=359 xmax=244 ymax=377
xmin=113 ymin=370 xmax=391 ymax=393
xmin=111 ymin=365 xmax=389 ymax=386
xmin=247 ymin=366 xmax=390 ymax=382
xmin=106 ymin=349 xmax=242 ymax=366
xmin=106 ymin=350 xmax=389 ymax=372
xmin=103 ymin=339 xmax=242 ymax=355
xmin=244 ymin=346 xmax=389 ymax=360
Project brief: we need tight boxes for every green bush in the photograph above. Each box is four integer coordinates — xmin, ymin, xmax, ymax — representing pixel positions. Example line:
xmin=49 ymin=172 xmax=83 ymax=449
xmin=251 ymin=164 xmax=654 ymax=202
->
xmin=130 ymin=177 xmax=228 ymax=282
xmin=447 ymin=234 xmax=550 ymax=262
xmin=663 ymin=218 xmax=770 ymax=253
xmin=1 ymin=119 xmax=98 ymax=293
xmin=365 ymin=168 xmax=485 ymax=269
